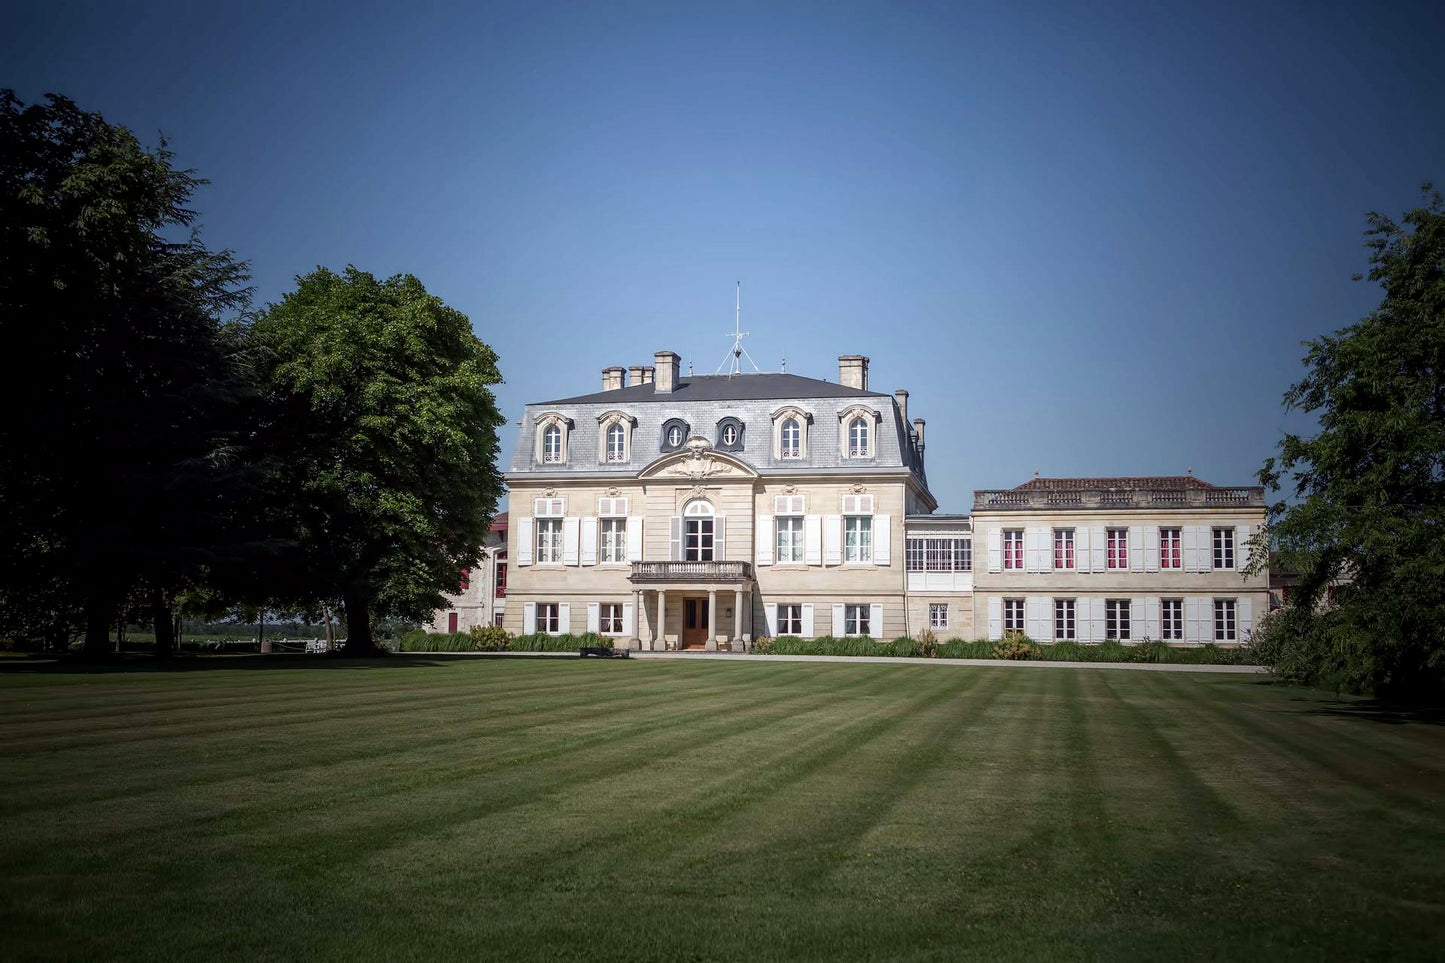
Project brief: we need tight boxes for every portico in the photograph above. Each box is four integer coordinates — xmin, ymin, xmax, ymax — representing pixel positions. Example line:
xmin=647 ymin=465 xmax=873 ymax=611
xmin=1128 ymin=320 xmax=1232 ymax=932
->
xmin=630 ymin=561 xmax=753 ymax=650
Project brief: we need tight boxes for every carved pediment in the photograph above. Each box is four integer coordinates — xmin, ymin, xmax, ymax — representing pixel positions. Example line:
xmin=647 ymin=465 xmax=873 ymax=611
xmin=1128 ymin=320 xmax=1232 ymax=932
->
xmin=638 ymin=439 xmax=758 ymax=481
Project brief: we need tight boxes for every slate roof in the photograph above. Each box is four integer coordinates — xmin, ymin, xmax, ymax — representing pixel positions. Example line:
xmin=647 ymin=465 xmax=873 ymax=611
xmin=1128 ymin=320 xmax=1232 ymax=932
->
xmin=538 ymin=372 xmax=887 ymax=407
xmin=1013 ymin=476 xmax=1219 ymax=491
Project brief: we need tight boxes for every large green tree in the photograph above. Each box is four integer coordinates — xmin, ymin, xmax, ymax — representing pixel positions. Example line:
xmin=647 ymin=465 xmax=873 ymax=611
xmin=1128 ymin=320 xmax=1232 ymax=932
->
xmin=1257 ymin=186 xmax=1445 ymax=697
xmin=0 ymin=92 xmax=251 ymax=656
xmin=248 ymin=267 xmax=504 ymax=654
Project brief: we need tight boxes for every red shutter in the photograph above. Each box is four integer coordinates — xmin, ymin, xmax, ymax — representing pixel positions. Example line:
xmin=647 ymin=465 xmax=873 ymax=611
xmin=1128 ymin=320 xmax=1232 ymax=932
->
xmin=495 ymin=563 xmax=507 ymax=598
xmin=448 ymin=612 xmax=458 ymax=633
xmin=460 ymin=569 xmax=470 ymax=591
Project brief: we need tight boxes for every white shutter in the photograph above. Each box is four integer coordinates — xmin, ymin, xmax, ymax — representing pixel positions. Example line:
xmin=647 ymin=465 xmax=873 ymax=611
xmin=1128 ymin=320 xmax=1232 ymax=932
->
xmin=801 ymin=603 xmax=814 ymax=638
xmin=1023 ymin=529 xmax=1039 ymax=573
xmin=586 ymin=602 xmax=600 ymax=633
xmin=869 ymin=604 xmax=884 ymax=638
xmin=1145 ymin=526 xmax=1160 ymax=572
xmin=523 ymin=601 xmax=537 ymax=635
xmin=824 ymin=515 xmax=842 ymax=566
xmin=580 ymin=517 xmax=598 ymax=566
xmin=1129 ymin=527 xmax=1145 ymax=572
xmin=1130 ymin=598 xmax=1147 ymax=640
xmin=669 ymin=516 xmax=683 ymax=560
xmin=563 ymin=517 xmax=580 ymax=565
xmin=558 ymin=602 xmax=571 ymax=634
xmin=1073 ymin=598 xmax=1088 ymax=642
xmin=713 ymin=516 xmax=727 ymax=560
xmin=832 ymin=603 xmax=846 ymax=637
xmin=804 ymin=515 xmax=822 ymax=565
xmin=1146 ymin=597 xmax=1161 ymax=640
xmin=1091 ymin=598 xmax=1107 ymax=642
xmin=1199 ymin=526 xmax=1214 ymax=571
xmin=764 ymin=603 xmax=778 ymax=636
xmin=1043 ymin=529 xmax=1055 ymax=571
xmin=622 ymin=603 xmax=634 ymax=637
xmin=1237 ymin=524 xmax=1252 ymax=571
xmin=1239 ymin=597 xmax=1253 ymax=639
xmin=1182 ymin=526 xmax=1199 ymax=572
xmin=517 ymin=518 xmax=534 ymax=566
xmin=1091 ymin=527 xmax=1107 ymax=573
xmin=756 ymin=515 xmax=774 ymax=566
xmin=987 ymin=597 xmax=1002 ymax=641
xmin=1026 ymin=597 xmax=1046 ymax=639
xmin=626 ymin=517 xmax=643 ymax=562
xmin=874 ymin=515 xmax=891 ymax=565
xmin=1185 ymin=599 xmax=1202 ymax=642
xmin=987 ymin=529 xmax=1002 ymax=573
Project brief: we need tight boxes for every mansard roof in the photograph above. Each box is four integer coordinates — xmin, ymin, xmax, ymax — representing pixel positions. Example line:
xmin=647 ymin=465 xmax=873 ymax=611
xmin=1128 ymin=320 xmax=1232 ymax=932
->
xmin=538 ymin=372 xmax=887 ymax=406
xmin=1013 ymin=475 xmax=1220 ymax=491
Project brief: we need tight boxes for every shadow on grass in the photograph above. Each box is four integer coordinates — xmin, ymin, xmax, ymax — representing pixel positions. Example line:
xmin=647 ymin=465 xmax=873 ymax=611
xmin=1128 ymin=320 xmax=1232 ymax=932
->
xmin=0 ymin=652 xmax=529 ymax=675
xmin=1306 ymin=698 xmax=1445 ymax=726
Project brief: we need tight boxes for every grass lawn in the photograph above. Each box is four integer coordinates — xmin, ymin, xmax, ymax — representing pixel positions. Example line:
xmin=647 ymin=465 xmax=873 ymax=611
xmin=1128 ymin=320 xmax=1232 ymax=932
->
xmin=1 ymin=657 xmax=1442 ymax=961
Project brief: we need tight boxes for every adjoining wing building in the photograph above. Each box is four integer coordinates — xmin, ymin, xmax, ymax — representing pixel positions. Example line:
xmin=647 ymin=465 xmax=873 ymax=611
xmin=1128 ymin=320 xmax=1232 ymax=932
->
xmin=435 ymin=350 xmax=1267 ymax=648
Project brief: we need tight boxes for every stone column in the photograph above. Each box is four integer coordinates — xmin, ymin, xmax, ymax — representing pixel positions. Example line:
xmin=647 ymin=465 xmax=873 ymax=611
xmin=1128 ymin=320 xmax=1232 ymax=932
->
xmin=656 ymin=589 xmax=667 ymax=651
xmin=632 ymin=589 xmax=642 ymax=650
xmin=706 ymin=589 xmax=718 ymax=651
xmin=733 ymin=590 xmax=744 ymax=652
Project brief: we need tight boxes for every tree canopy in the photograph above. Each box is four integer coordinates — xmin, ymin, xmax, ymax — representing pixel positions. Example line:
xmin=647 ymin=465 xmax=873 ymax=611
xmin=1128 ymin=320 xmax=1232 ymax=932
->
xmin=1256 ymin=186 xmax=1445 ymax=697
xmin=247 ymin=266 xmax=505 ymax=654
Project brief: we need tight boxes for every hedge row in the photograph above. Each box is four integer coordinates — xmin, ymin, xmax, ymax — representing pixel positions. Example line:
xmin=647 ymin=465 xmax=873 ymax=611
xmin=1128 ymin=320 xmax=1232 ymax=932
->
xmin=754 ymin=634 xmax=1255 ymax=665
xmin=396 ymin=628 xmax=613 ymax=654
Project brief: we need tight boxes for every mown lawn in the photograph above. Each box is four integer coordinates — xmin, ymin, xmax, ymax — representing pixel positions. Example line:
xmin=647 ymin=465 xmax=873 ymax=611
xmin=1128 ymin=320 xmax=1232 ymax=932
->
xmin=1 ymin=657 xmax=1441 ymax=961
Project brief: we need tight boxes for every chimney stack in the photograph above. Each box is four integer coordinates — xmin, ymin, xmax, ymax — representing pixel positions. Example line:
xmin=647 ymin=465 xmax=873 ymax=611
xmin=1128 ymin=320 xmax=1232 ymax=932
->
xmin=913 ymin=418 xmax=926 ymax=453
xmin=838 ymin=355 xmax=870 ymax=391
xmin=653 ymin=351 xmax=680 ymax=393
xmin=894 ymin=389 xmax=909 ymax=424
xmin=601 ymin=366 xmax=625 ymax=391
xmin=627 ymin=364 xmax=647 ymax=387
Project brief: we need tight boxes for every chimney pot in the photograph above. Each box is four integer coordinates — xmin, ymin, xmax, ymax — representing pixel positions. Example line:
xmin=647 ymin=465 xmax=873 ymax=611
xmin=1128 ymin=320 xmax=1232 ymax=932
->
xmin=653 ymin=351 xmax=680 ymax=394
xmin=601 ymin=366 xmax=625 ymax=391
xmin=893 ymin=389 xmax=909 ymax=424
xmin=838 ymin=355 xmax=870 ymax=391
xmin=913 ymin=417 xmax=926 ymax=451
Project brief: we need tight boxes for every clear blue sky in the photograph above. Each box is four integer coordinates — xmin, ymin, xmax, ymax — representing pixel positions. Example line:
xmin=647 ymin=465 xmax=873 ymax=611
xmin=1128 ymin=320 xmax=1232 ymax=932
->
xmin=7 ymin=1 xmax=1443 ymax=511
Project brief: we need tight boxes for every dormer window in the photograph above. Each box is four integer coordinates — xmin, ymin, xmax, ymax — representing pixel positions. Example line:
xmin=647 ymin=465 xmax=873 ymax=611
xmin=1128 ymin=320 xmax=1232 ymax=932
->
xmin=838 ymin=405 xmax=879 ymax=460
xmin=716 ymin=417 xmax=744 ymax=452
xmin=543 ymin=425 xmax=563 ymax=462
xmin=661 ymin=418 xmax=690 ymax=452
xmin=848 ymin=417 xmax=869 ymax=458
xmin=771 ymin=406 xmax=812 ymax=460
xmin=606 ymin=424 xmax=625 ymax=461
xmin=781 ymin=420 xmax=800 ymax=457
xmin=596 ymin=410 xmax=636 ymax=465
xmin=533 ymin=412 xmax=573 ymax=465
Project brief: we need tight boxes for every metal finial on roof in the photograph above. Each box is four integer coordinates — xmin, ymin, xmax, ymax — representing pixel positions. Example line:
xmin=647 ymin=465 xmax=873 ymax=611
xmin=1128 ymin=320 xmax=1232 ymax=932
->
xmin=780 ymin=354 xmax=786 ymax=373
xmin=1186 ymin=466 xmax=1193 ymax=475
xmin=715 ymin=281 xmax=762 ymax=378
xmin=1034 ymin=470 xmax=1040 ymax=478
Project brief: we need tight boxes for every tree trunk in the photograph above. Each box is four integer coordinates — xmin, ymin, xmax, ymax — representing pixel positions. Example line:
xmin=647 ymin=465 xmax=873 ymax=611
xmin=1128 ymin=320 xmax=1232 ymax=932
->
xmin=152 ymin=587 xmax=175 ymax=659
xmin=82 ymin=592 xmax=111 ymax=658
xmin=342 ymin=589 xmax=376 ymax=655
xmin=259 ymin=611 xmax=270 ymax=654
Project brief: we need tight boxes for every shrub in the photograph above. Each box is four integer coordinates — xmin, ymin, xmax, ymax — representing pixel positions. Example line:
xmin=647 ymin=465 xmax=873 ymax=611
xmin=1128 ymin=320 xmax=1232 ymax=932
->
xmin=397 ymin=630 xmax=472 ymax=652
xmin=916 ymin=627 xmax=939 ymax=658
xmin=751 ymin=636 xmax=774 ymax=654
xmin=936 ymin=638 xmax=993 ymax=659
xmin=508 ymin=633 xmax=611 ymax=653
xmin=991 ymin=633 xmax=1042 ymax=661
xmin=469 ymin=624 xmax=513 ymax=652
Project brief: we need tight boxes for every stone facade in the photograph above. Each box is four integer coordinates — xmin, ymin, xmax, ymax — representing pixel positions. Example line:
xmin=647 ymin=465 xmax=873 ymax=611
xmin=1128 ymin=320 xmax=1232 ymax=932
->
xmin=429 ymin=518 xmax=508 ymax=633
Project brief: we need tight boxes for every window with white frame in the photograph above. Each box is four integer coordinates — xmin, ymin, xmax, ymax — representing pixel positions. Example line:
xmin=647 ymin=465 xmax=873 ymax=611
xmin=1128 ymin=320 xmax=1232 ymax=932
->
xmin=599 ymin=603 xmax=624 ymax=635
xmin=535 ymin=519 xmax=563 ymax=563
xmin=847 ymin=416 xmax=870 ymax=457
xmin=1107 ymin=528 xmax=1128 ymax=569
xmin=1053 ymin=528 xmax=1075 ymax=570
xmin=1161 ymin=598 xmax=1183 ymax=640
xmin=906 ymin=537 xmax=972 ymax=572
xmin=844 ymin=515 xmax=873 ymax=563
xmin=542 ymin=424 xmax=563 ymax=463
xmin=1214 ymin=598 xmax=1237 ymax=641
xmin=1160 ymin=528 xmax=1182 ymax=569
xmin=1002 ymin=529 xmax=1023 ymax=570
xmin=1213 ymin=528 xmax=1235 ymax=570
xmin=844 ymin=604 xmax=871 ymax=636
xmin=717 ymin=418 xmax=743 ymax=450
xmin=780 ymin=418 xmax=801 ymax=457
xmin=1054 ymin=598 xmax=1076 ymax=641
xmin=1003 ymin=598 xmax=1025 ymax=634
xmin=1105 ymin=599 xmax=1131 ymax=640
xmin=775 ymin=516 xmax=804 ymax=563
xmin=605 ymin=423 xmax=626 ymax=462
xmin=929 ymin=603 xmax=948 ymax=629
xmin=537 ymin=603 xmax=560 ymax=634
xmin=777 ymin=604 xmax=803 ymax=635
xmin=683 ymin=499 xmax=715 ymax=561
xmin=600 ymin=518 xmax=627 ymax=563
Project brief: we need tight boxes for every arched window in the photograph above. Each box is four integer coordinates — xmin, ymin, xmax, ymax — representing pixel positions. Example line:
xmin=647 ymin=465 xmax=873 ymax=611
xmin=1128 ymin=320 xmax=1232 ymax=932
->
xmin=683 ymin=499 xmax=715 ymax=561
xmin=847 ymin=417 xmax=869 ymax=458
xmin=542 ymin=424 xmax=563 ymax=463
xmin=606 ymin=423 xmax=626 ymax=462
xmin=781 ymin=419 xmax=801 ymax=458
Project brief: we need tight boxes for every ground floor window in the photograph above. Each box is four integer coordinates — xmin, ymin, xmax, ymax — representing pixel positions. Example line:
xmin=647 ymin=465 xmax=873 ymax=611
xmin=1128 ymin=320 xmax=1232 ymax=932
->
xmin=1003 ymin=598 xmax=1025 ymax=634
xmin=1214 ymin=599 xmax=1237 ymax=641
xmin=537 ymin=603 xmax=560 ymax=634
xmin=777 ymin=603 xmax=802 ymax=635
xmin=493 ymin=612 xmax=504 ymax=628
xmin=599 ymin=603 xmax=623 ymax=634
xmin=1161 ymin=599 xmax=1183 ymax=640
xmin=929 ymin=603 xmax=948 ymax=629
xmin=1105 ymin=599 xmax=1131 ymax=640
xmin=845 ymin=604 xmax=871 ymax=636
xmin=1054 ymin=598 xmax=1075 ymax=641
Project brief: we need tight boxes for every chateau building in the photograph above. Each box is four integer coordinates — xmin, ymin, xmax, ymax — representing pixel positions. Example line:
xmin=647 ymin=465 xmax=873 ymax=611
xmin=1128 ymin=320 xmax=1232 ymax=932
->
xmin=437 ymin=349 xmax=1267 ymax=648
xmin=429 ymin=517 xmax=508 ymax=633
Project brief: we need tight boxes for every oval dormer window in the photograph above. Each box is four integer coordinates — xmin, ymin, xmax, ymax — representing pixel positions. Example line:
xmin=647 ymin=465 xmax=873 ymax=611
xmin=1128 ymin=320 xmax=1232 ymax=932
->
xmin=722 ymin=424 xmax=737 ymax=445
xmin=668 ymin=425 xmax=683 ymax=447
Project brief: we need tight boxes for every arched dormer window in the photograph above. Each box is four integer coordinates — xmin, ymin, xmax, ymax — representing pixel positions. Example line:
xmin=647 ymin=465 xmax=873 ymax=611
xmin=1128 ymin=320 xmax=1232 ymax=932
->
xmin=770 ymin=406 xmax=812 ymax=461
xmin=716 ymin=417 xmax=744 ymax=452
xmin=838 ymin=405 xmax=880 ymax=460
xmin=596 ymin=410 xmax=637 ymax=464
xmin=533 ymin=412 xmax=574 ymax=465
xmin=660 ymin=418 xmax=690 ymax=453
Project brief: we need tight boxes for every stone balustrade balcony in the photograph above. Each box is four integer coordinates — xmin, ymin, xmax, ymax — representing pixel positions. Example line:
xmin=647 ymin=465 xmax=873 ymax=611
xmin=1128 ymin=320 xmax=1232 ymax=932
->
xmin=972 ymin=487 xmax=1265 ymax=511
xmin=629 ymin=560 xmax=753 ymax=584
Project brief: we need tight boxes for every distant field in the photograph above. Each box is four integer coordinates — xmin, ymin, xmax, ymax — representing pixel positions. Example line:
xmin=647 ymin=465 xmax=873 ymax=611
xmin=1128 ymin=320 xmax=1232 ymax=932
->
xmin=1 ymin=657 xmax=1441 ymax=960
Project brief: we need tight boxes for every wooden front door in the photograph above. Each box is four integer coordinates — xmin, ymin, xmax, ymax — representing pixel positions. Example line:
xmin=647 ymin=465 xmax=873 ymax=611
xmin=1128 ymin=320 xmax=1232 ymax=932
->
xmin=681 ymin=597 xmax=709 ymax=648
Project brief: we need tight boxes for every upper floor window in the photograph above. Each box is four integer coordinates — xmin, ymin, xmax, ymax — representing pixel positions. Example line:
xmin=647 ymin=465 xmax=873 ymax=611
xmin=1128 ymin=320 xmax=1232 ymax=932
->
xmin=1213 ymin=528 xmax=1235 ymax=570
xmin=716 ymin=417 xmax=744 ymax=452
xmin=605 ymin=424 xmax=626 ymax=462
xmin=596 ymin=411 xmax=635 ymax=464
xmin=533 ymin=413 xmax=572 ymax=465
xmin=1160 ymin=528 xmax=1182 ymax=569
xmin=781 ymin=420 xmax=801 ymax=457
xmin=848 ymin=417 xmax=869 ymax=457
xmin=1107 ymin=528 xmax=1128 ymax=569
xmin=906 ymin=537 xmax=971 ymax=572
xmin=661 ymin=418 xmax=689 ymax=452
xmin=838 ymin=405 xmax=878 ymax=459
xmin=1002 ymin=529 xmax=1023 ymax=570
xmin=683 ymin=499 xmax=715 ymax=561
xmin=772 ymin=406 xmax=812 ymax=460
xmin=542 ymin=425 xmax=563 ymax=463
xmin=1053 ymin=528 xmax=1075 ymax=570
xmin=844 ymin=515 xmax=873 ymax=563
